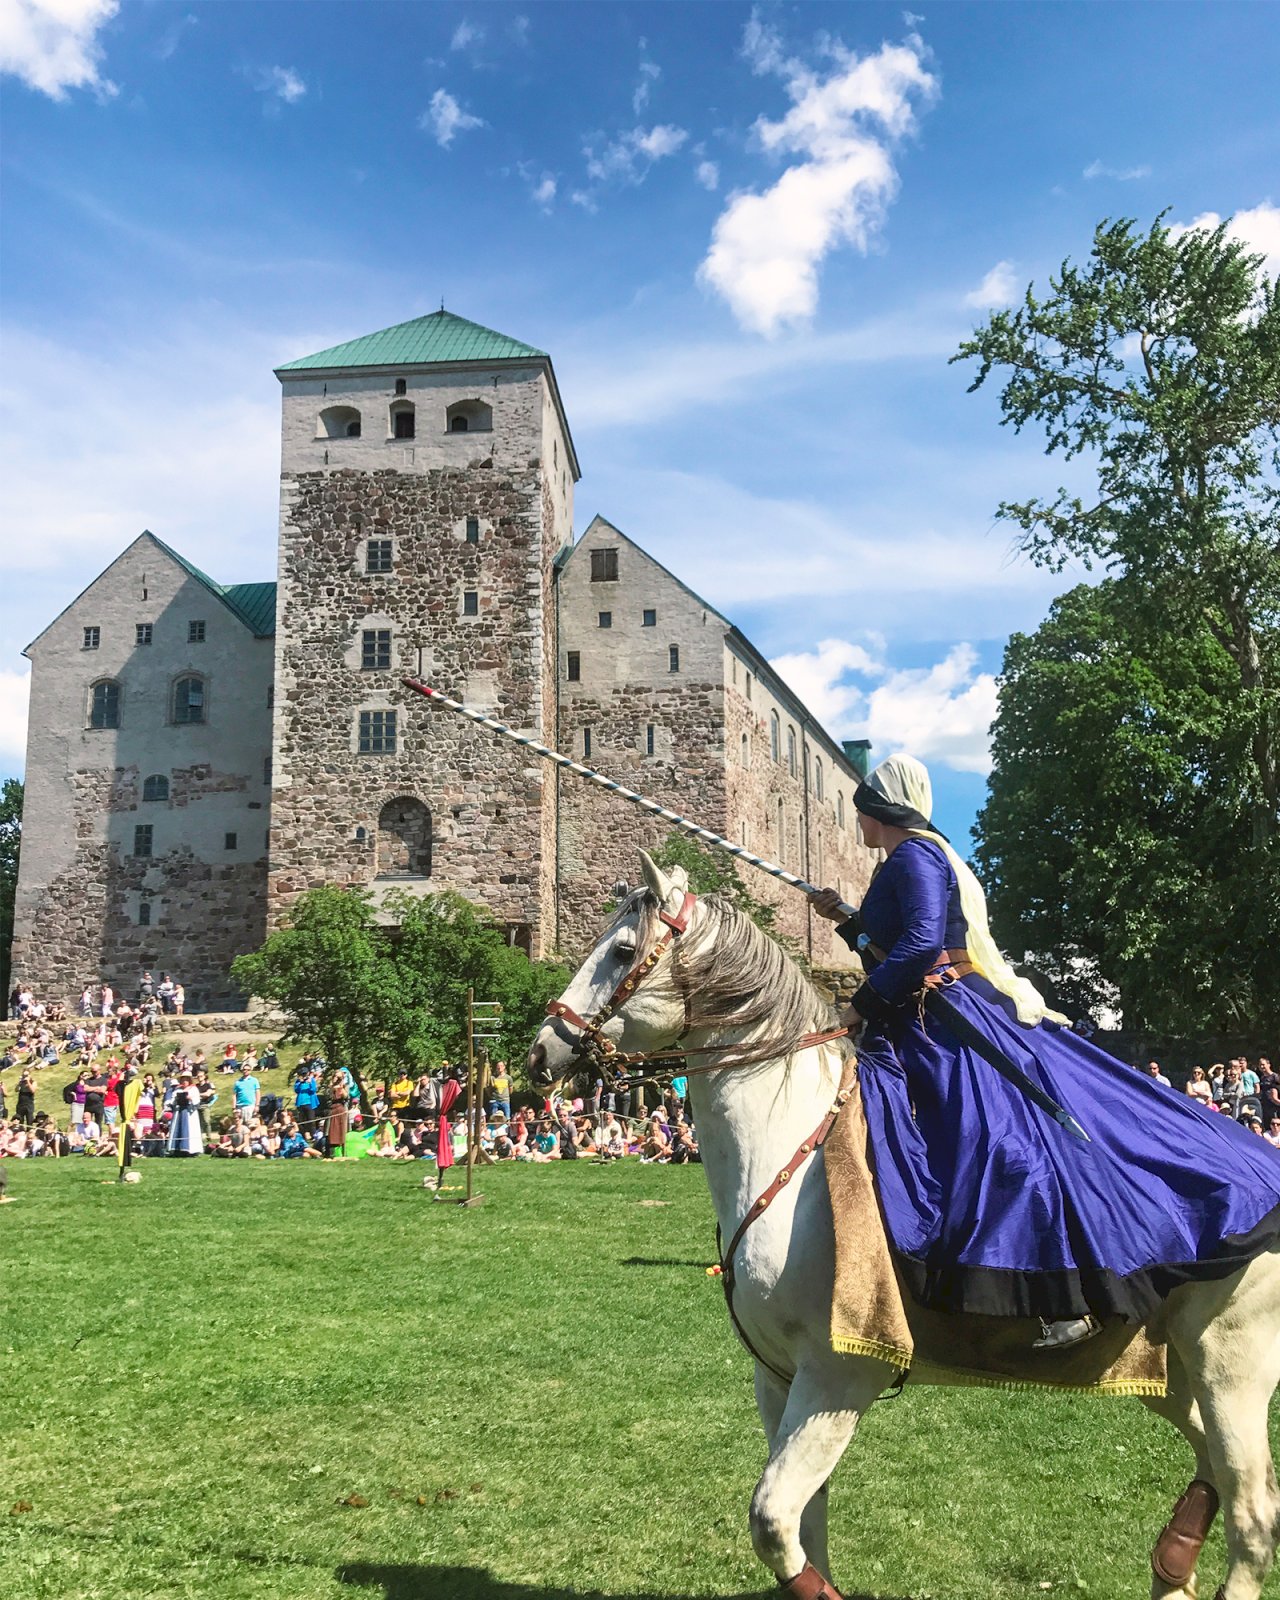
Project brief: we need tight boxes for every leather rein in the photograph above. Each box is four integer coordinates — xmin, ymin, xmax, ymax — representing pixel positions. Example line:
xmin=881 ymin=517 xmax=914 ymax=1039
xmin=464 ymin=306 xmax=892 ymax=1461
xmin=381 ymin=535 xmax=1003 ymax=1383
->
xmin=543 ymin=888 xmax=856 ymax=1384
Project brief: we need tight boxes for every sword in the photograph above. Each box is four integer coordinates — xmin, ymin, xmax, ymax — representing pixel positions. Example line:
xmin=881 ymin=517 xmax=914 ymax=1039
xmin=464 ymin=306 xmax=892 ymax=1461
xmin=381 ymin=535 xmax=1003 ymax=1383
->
xmin=401 ymin=676 xmax=1088 ymax=1143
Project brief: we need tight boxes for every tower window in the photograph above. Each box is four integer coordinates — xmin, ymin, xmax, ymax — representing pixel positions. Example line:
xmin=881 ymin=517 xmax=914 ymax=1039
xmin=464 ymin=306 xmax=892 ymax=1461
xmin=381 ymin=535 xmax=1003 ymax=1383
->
xmin=89 ymin=680 xmax=120 ymax=729
xmin=462 ymin=590 xmax=478 ymax=616
xmin=135 ymin=623 xmax=153 ymax=646
xmin=741 ymin=732 xmax=750 ymax=769
xmin=566 ymin=651 xmax=580 ymax=682
xmin=590 ymin=549 xmax=618 ymax=582
xmin=446 ymin=400 xmax=492 ymax=433
xmin=173 ymin=676 xmax=205 ymax=724
xmin=787 ymin=727 xmax=797 ymax=779
xmin=598 ymin=611 xmax=612 ymax=629
xmin=142 ymin=774 xmax=169 ymax=802
xmin=138 ymin=899 xmax=152 ymax=927
xmin=465 ymin=517 xmax=479 ymax=543
xmin=642 ymin=608 xmax=656 ymax=627
xmin=646 ymin=723 xmax=655 ymax=756
xmin=361 ymin=629 xmax=392 ymax=670
xmin=394 ymin=378 xmax=407 ymax=397
xmin=770 ymin=711 xmax=780 ymax=764
xmin=133 ymin=824 xmax=153 ymax=858
xmin=267 ymin=686 xmax=274 ymax=710
xmin=345 ymin=419 xmax=361 ymax=438
xmin=376 ymin=797 xmax=432 ymax=878
xmin=263 ymin=757 xmax=272 ymax=785
xmin=745 ymin=672 xmax=753 ymax=702
xmin=668 ymin=644 xmax=680 ymax=673
xmin=188 ymin=620 xmax=206 ymax=643
xmin=366 ymin=539 xmax=393 ymax=574
xmin=837 ymin=791 xmax=845 ymax=828
xmin=391 ymin=402 xmax=416 ymax=439
xmin=225 ymin=832 xmax=238 ymax=851
xmin=450 ymin=414 xmax=469 ymax=432
xmin=318 ymin=405 xmax=362 ymax=440
xmin=83 ymin=626 xmax=100 ymax=650
xmin=815 ymin=757 xmax=824 ymax=801
xmin=357 ymin=710 xmax=397 ymax=754
xmin=583 ymin=726 xmax=592 ymax=759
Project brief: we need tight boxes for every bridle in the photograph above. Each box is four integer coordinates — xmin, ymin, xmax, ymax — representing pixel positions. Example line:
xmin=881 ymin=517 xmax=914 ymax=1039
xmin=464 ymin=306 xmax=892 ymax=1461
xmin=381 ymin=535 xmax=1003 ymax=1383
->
xmin=544 ymin=890 xmax=697 ymax=1065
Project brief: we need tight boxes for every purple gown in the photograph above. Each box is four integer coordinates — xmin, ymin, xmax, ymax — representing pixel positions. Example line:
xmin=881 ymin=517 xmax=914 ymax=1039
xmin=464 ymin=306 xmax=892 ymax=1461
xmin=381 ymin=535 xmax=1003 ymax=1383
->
xmin=841 ymin=838 xmax=1280 ymax=1322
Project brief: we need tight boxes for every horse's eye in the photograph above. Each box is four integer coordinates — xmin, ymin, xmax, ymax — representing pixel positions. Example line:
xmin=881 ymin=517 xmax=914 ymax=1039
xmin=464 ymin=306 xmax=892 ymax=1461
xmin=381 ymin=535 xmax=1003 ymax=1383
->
xmin=614 ymin=939 xmax=636 ymax=960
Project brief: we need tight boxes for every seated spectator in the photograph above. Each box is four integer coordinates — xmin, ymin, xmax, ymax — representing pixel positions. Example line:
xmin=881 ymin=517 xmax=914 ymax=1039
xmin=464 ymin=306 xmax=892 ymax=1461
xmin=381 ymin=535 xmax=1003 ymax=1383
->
xmin=669 ymin=1117 xmax=700 ymax=1165
xmin=259 ymin=1043 xmax=280 ymax=1074
xmin=530 ymin=1119 xmax=559 ymax=1161
xmin=641 ymin=1112 xmax=670 ymax=1163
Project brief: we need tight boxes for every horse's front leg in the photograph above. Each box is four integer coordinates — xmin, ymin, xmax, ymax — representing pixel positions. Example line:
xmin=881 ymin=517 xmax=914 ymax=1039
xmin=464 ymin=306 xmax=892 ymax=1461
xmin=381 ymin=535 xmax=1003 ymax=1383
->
xmin=754 ymin=1365 xmax=832 ymax=1577
xmin=750 ymin=1358 xmax=889 ymax=1597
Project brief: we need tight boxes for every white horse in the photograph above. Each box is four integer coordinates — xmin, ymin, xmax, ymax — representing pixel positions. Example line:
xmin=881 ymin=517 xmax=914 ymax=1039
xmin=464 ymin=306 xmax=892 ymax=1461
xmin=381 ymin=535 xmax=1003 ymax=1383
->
xmin=527 ymin=852 xmax=1280 ymax=1600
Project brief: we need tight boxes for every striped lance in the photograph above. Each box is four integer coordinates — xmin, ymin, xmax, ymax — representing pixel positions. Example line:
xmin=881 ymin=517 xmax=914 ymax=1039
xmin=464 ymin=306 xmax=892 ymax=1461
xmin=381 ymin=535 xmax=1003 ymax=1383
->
xmin=400 ymin=676 xmax=858 ymax=918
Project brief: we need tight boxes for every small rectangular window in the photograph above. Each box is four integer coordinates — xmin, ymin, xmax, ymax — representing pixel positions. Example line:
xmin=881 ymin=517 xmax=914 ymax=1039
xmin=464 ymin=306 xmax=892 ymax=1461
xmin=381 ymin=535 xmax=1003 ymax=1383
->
xmin=646 ymin=724 xmax=655 ymax=757
xmin=393 ymin=410 xmax=415 ymax=439
xmin=135 ymin=623 xmax=153 ymax=646
xmin=598 ymin=611 xmax=612 ymax=629
xmin=669 ymin=644 xmax=680 ymax=673
xmin=462 ymin=590 xmax=479 ymax=616
xmin=465 ymin=517 xmax=480 ymax=543
xmin=263 ymin=757 xmax=272 ymax=785
xmin=188 ymin=620 xmax=206 ymax=643
xmin=225 ymin=832 xmax=238 ymax=851
xmin=366 ymin=539 xmax=393 ymax=574
xmin=583 ymin=726 xmax=592 ymax=759
xmin=138 ymin=899 xmax=152 ymax=927
xmin=83 ymin=626 xmax=100 ymax=650
xmin=133 ymin=825 xmax=153 ymax=858
xmin=745 ymin=672 xmax=753 ymax=701
xmin=358 ymin=709 xmax=397 ymax=754
xmin=267 ymin=685 xmax=274 ymax=710
xmin=590 ymin=548 xmax=618 ymax=582
xmin=642 ymin=609 xmax=656 ymax=628
xmin=566 ymin=651 xmax=581 ymax=682
xmin=361 ymin=629 xmax=392 ymax=670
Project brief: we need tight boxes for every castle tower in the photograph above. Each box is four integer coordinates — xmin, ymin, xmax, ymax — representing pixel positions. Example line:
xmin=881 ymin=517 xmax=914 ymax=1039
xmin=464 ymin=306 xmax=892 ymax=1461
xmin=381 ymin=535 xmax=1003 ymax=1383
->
xmin=269 ymin=311 xmax=578 ymax=954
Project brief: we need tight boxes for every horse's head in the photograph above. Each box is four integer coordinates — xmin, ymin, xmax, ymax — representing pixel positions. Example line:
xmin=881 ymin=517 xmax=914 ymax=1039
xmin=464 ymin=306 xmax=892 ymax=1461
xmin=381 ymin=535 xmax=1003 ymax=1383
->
xmin=527 ymin=850 xmax=694 ymax=1092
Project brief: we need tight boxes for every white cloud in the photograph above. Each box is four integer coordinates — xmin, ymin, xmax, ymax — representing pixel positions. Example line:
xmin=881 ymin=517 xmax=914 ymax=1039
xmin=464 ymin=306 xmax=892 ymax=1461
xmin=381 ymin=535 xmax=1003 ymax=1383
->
xmin=584 ymin=122 xmax=688 ymax=186
xmin=249 ymin=65 xmax=307 ymax=105
xmin=695 ymin=159 xmax=720 ymax=191
xmin=0 ymin=668 xmax=30 ymax=769
xmin=156 ymin=12 xmax=196 ymax=62
xmin=768 ymin=638 xmax=996 ymax=774
xmin=1171 ymin=201 xmax=1280 ymax=280
xmin=422 ymin=87 xmax=485 ymax=148
xmin=0 ymin=0 xmax=118 ymax=100
xmin=964 ymin=259 xmax=1016 ymax=308
xmin=699 ymin=17 xmax=938 ymax=335
xmin=633 ymin=52 xmax=660 ymax=116
xmin=451 ymin=20 xmax=482 ymax=52
xmin=530 ymin=172 xmax=557 ymax=209
xmin=1083 ymin=159 xmax=1150 ymax=181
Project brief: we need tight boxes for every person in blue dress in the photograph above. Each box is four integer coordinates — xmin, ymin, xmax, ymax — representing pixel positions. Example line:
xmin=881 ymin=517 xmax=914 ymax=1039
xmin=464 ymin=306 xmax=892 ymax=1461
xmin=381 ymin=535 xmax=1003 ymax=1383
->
xmin=810 ymin=754 xmax=1280 ymax=1350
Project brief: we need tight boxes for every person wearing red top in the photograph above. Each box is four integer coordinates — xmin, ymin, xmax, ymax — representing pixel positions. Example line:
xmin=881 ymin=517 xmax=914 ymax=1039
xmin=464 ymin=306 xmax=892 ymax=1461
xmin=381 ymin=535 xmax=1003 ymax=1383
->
xmin=103 ymin=1059 xmax=122 ymax=1127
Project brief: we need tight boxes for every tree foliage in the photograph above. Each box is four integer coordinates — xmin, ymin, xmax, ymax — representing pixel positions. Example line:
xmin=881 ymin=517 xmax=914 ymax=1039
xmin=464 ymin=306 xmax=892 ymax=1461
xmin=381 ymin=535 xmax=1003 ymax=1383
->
xmin=958 ymin=214 xmax=1280 ymax=1034
xmin=230 ymin=886 xmax=569 ymax=1086
xmin=649 ymin=830 xmax=780 ymax=934
xmin=0 ymin=779 xmax=22 ymax=1003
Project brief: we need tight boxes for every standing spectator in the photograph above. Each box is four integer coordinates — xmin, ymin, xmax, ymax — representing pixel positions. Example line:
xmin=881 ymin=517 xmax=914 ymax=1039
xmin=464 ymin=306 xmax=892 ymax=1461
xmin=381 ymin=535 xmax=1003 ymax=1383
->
xmin=1220 ymin=1063 xmax=1245 ymax=1120
xmin=1185 ymin=1067 xmax=1213 ymax=1105
xmin=166 ymin=1074 xmax=203 ymax=1155
xmin=323 ymin=1065 xmax=353 ymax=1157
xmin=488 ymin=1060 xmax=512 ymax=1121
xmin=1144 ymin=1060 xmax=1171 ymax=1088
xmin=1240 ymin=1057 xmax=1261 ymax=1098
xmin=64 ymin=1070 xmax=88 ymax=1131
xmin=102 ymin=1060 xmax=122 ymax=1127
xmin=196 ymin=1070 xmax=217 ymax=1142
xmin=389 ymin=1070 xmax=413 ymax=1119
xmin=612 ymin=1066 xmax=632 ymax=1125
xmin=138 ymin=970 xmax=155 ymax=1003
xmin=157 ymin=973 xmax=176 ymax=1014
xmin=100 ymin=983 xmax=114 ymax=1018
xmin=173 ymin=983 xmax=185 ymax=1016
xmin=79 ymin=986 xmax=93 ymax=1017
xmin=15 ymin=1070 xmax=37 ymax=1128
xmin=83 ymin=1064 xmax=108 ymax=1128
xmin=232 ymin=1063 xmax=260 ymax=1125
xmin=293 ymin=1064 xmax=320 ymax=1135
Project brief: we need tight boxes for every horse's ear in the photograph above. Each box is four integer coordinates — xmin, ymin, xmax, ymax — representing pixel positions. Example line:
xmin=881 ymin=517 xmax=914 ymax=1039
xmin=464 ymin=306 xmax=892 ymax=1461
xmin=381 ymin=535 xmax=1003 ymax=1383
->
xmin=637 ymin=849 xmax=673 ymax=904
xmin=667 ymin=863 xmax=689 ymax=893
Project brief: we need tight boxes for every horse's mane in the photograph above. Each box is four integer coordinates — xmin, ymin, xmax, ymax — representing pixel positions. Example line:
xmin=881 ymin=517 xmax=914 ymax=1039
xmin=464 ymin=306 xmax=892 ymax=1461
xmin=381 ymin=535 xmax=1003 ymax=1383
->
xmin=619 ymin=889 xmax=843 ymax=1062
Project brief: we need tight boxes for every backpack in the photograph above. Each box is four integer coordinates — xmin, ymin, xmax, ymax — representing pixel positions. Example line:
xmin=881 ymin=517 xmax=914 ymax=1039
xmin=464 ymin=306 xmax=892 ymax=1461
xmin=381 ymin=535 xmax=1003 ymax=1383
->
xmin=62 ymin=1081 xmax=78 ymax=1105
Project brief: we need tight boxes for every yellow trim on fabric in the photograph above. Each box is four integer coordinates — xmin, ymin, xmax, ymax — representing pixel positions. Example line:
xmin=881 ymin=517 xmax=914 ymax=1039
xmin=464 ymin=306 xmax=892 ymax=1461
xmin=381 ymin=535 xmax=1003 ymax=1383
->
xmin=904 ymin=1360 xmax=1166 ymax=1398
xmin=830 ymin=1335 xmax=913 ymax=1369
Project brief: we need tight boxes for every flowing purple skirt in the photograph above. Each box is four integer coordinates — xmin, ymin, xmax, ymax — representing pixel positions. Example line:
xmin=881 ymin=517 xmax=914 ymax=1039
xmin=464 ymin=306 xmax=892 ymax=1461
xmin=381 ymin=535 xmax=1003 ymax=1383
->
xmin=858 ymin=974 xmax=1280 ymax=1322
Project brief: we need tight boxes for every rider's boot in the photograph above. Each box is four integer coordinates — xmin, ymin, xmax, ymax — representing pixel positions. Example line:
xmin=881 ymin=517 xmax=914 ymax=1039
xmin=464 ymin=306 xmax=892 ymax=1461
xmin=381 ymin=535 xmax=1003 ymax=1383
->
xmin=1032 ymin=1315 xmax=1102 ymax=1350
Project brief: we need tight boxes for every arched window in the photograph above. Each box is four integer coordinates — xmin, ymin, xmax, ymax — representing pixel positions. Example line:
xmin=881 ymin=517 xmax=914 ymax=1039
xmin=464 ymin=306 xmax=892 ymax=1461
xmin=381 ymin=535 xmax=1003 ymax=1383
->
xmin=446 ymin=399 xmax=493 ymax=434
xmin=740 ymin=731 xmax=750 ymax=769
xmin=837 ymin=791 xmax=845 ymax=828
xmin=770 ymin=711 xmax=780 ymax=763
xmin=143 ymin=774 xmax=169 ymax=802
xmin=815 ymin=757 xmax=824 ymax=801
xmin=376 ymin=797 xmax=432 ymax=879
xmin=786 ymin=727 xmax=797 ymax=779
xmin=173 ymin=676 xmax=205 ymax=725
xmin=89 ymin=679 xmax=120 ymax=729
xmin=318 ymin=405 xmax=362 ymax=439
xmin=776 ymin=798 xmax=786 ymax=858
xmin=389 ymin=400 xmax=416 ymax=440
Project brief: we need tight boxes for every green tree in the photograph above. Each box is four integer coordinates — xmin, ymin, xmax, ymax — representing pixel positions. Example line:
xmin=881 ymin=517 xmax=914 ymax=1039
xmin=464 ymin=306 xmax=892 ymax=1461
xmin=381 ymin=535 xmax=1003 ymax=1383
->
xmin=230 ymin=885 xmax=569 ymax=1086
xmin=958 ymin=213 xmax=1280 ymax=1035
xmin=0 ymin=779 xmax=22 ymax=1004
xmin=649 ymin=830 xmax=780 ymax=934
xmin=955 ymin=213 xmax=1279 ymax=843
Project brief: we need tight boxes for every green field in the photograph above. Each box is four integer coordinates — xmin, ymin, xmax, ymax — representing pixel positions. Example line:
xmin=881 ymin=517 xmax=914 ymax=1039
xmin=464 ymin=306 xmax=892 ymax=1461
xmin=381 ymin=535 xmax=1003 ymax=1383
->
xmin=1 ymin=1158 xmax=1275 ymax=1600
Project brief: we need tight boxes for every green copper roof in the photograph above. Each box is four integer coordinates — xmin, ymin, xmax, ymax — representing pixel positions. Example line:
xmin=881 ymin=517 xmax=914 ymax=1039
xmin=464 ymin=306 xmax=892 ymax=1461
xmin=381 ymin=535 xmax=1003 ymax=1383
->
xmin=276 ymin=310 xmax=547 ymax=373
xmin=148 ymin=534 xmax=277 ymax=636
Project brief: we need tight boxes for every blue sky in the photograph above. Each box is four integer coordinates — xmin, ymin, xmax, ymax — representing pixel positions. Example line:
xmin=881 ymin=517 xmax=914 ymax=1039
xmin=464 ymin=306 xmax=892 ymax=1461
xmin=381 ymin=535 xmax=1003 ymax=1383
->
xmin=2 ymin=1 xmax=1278 ymax=850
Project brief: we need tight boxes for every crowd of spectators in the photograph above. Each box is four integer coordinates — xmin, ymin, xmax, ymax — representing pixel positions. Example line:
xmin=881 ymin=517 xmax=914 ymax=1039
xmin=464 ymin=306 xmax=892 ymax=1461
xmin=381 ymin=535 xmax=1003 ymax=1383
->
xmin=1142 ymin=1055 xmax=1280 ymax=1146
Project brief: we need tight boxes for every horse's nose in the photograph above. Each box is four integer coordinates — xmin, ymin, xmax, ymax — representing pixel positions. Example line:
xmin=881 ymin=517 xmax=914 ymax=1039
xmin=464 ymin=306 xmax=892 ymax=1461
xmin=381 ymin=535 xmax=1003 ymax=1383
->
xmin=527 ymin=1038 xmax=552 ymax=1088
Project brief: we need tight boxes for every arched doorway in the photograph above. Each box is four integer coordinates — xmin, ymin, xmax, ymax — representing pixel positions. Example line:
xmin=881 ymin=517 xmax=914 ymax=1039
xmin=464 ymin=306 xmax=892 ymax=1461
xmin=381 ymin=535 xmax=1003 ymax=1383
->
xmin=376 ymin=798 xmax=432 ymax=878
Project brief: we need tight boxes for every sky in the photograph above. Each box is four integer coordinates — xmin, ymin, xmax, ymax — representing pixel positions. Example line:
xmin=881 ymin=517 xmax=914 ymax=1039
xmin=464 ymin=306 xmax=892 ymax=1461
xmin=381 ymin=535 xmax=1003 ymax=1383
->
xmin=2 ymin=0 xmax=1278 ymax=850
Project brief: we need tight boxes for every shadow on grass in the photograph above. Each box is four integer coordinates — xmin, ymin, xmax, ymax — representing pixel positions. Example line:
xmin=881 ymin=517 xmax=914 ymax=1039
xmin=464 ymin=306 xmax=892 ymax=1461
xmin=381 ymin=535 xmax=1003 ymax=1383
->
xmin=620 ymin=1256 xmax=715 ymax=1269
xmin=337 ymin=1563 xmax=913 ymax=1600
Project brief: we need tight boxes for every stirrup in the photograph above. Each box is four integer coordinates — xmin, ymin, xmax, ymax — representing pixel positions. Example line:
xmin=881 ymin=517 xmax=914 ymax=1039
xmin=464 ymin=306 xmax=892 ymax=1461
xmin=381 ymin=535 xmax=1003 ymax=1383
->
xmin=1032 ymin=1315 xmax=1102 ymax=1351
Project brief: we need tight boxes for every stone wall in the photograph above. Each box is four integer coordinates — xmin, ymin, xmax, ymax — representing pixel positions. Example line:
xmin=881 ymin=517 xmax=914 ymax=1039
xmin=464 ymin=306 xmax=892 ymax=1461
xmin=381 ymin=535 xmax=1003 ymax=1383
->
xmin=12 ymin=534 xmax=273 ymax=1007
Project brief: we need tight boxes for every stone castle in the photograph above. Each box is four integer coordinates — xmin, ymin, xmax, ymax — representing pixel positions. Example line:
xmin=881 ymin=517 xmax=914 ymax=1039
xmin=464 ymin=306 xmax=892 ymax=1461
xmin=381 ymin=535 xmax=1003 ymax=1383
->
xmin=13 ymin=312 xmax=875 ymax=1007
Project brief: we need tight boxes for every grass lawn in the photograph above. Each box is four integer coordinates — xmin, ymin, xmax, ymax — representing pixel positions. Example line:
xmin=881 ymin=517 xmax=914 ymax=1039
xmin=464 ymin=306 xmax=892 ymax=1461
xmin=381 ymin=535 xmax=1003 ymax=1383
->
xmin=1 ymin=1157 xmax=1275 ymax=1600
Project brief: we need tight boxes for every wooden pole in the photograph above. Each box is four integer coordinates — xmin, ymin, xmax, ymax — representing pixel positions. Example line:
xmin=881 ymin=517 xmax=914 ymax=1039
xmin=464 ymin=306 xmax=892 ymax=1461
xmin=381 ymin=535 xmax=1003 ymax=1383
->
xmin=465 ymin=986 xmax=476 ymax=1204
